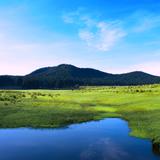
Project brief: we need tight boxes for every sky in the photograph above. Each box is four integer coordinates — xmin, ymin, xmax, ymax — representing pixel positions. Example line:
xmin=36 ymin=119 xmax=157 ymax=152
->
xmin=0 ymin=0 xmax=160 ymax=76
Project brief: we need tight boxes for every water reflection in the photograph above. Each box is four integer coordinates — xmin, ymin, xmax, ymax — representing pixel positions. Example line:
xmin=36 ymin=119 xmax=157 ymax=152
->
xmin=152 ymin=142 xmax=160 ymax=156
xmin=80 ymin=138 xmax=130 ymax=160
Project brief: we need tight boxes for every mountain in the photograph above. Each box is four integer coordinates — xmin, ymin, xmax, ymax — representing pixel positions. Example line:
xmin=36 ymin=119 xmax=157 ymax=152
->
xmin=0 ymin=64 xmax=160 ymax=89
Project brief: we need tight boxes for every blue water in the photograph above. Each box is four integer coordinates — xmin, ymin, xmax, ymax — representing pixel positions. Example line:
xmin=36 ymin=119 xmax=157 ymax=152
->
xmin=0 ymin=118 xmax=159 ymax=160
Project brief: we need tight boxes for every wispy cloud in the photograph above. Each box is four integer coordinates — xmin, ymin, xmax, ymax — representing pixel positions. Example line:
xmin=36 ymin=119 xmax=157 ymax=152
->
xmin=129 ymin=11 xmax=160 ymax=33
xmin=63 ymin=9 xmax=126 ymax=52
xmin=79 ymin=22 xmax=126 ymax=52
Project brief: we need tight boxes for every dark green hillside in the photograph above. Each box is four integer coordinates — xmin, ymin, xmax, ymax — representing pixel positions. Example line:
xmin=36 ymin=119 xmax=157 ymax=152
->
xmin=0 ymin=64 xmax=160 ymax=89
xmin=28 ymin=64 xmax=111 ymax=78
xmin=115 ymin=71 xmax=160 ymax=85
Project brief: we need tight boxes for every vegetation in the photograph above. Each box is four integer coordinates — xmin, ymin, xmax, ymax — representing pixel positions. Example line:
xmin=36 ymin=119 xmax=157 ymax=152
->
xmin=0 ymin=64 xmax=160 ymax=89
xmin=0 ymin=84 xmax=160 ymax=143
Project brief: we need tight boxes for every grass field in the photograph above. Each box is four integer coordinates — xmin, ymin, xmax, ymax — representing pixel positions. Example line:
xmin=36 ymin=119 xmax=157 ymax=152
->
xmin=0 ymin=84 xmax=160 ymax=143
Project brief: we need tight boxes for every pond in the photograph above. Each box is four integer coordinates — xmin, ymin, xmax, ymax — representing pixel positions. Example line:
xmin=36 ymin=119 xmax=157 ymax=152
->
xmin=0 ymin=118 xmax=159 ymax=160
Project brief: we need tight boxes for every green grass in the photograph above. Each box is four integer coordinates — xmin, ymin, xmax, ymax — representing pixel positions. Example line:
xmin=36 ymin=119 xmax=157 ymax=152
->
xmin=0 ymin=84 xmax=160 ymax=142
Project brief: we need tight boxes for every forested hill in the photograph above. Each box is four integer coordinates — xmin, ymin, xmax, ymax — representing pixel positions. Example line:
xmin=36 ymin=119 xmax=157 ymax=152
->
xmin=0 ymin=64 xmax=160 ymax=89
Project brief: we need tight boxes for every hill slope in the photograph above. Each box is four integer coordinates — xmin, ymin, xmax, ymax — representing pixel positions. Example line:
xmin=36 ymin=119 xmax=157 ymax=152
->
xmin=0 ymin=64 xmax=160 ymax=89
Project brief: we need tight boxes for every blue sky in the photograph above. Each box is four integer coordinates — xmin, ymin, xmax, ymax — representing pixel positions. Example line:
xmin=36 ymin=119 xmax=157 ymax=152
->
xmin=0 ymin=0 xmax=160 ymax=75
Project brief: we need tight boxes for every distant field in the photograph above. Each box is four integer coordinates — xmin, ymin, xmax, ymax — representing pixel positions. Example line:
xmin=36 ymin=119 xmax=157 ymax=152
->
xmin=0 ymin=84 xmax=160 ymax=143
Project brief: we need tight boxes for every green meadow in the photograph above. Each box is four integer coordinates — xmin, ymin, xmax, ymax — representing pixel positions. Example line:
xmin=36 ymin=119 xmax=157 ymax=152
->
xmin=0 ymin=84 xmax=160 ymax=143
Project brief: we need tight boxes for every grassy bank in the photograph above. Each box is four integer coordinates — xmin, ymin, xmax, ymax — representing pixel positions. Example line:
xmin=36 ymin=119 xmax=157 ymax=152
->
xmin=0 ymin=84 xmax=160 ymax=142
